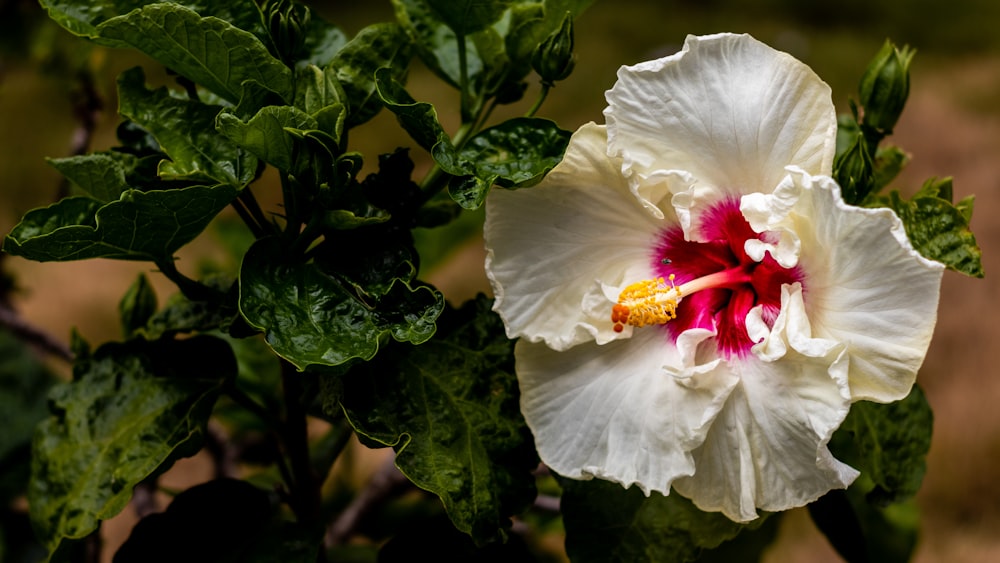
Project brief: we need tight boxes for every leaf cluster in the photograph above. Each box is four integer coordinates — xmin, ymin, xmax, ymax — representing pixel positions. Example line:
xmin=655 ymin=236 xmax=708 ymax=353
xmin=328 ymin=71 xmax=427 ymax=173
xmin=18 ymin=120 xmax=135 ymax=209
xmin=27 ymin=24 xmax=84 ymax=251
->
xmin=4 ymin=0 xmax=592 ymax=560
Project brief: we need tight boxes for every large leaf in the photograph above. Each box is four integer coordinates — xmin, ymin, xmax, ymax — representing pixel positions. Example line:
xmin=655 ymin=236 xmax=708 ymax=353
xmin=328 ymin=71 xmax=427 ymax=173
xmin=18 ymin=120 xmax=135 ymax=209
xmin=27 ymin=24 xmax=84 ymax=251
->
xmin=47 ymin=152 xmax=138 ymax=202
xmin=98 ymin=3 xmax=293 ymax=103
xmin=560 ymin=479 xmax=758 ymax=563
xmin=328 ymin=22 xmax=412 ymax=128
xmin=3 ymin=184 xmax=237 ymax=262
xmin=28 ymin=336 xmax=235 ymax=559
xmin=871 ymin=178 xmax=984 ymax=277
xmin=38 ymin=0 xmax=264 ymax=44
xmin=238 ymin=238 xmax=444 ymax=370
xmin=117 ymin=67 xmax=258 ymax=187
xmin=337 ymin=296 xmax=538 ymax=545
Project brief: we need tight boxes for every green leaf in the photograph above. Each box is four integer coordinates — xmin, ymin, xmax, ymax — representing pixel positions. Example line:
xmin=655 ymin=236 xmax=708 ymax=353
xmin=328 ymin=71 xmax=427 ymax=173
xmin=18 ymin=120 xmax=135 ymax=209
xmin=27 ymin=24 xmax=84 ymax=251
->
xmin=98 ymin=3 xmax=293 ymax=103
xmin=119 ymin=273 xmax=158 ymax=337
xmin=28 ymin=336 xmax=234 ymax=558
xmin=39 ymin=0 xmax=265 ymax=44
xmin=425 ymin=0 xmax=511 ymax=36
xmin=294 ymin=65 xmax=346 ymax=117
xmin=298 ymin=14 xmax=348 ymax=67
xmin=433 ymin=117 xmax=570 ymax=209
xmin=117 ymin=67 xmax=258 ymax=187
xmin=871 ymin=145 xmax=909 ymax=194
xmin=560 ymin=479 xmax=756 ymax=563
xmin=3 ymin=184 xmax=237 ymax=262
xmin=216 ymin=105 xmax=318 ymax=171
xmin=329 ymin=22 xmax=412 ymax=128
xmin=374 ymin=67 xmax=449 ymax=152
xmin=337 ymin=295 xmax=538 ymax=544
xmin=831 ymin=385 xmax=933 ymax=505
xmin=0 ymin=330 xmax=57 ymax=504
xmin=47 ymin=152 xmax=139 ymax=202
xmin=871 ymin=178 xmax=984 ymax=277
xmin=392 ymin=0 xmax=483 ymax=91
xmin=238 ymin=238 xmax=444 ymax=370
xmin=141 ymin=275 xmax=237 ymax=340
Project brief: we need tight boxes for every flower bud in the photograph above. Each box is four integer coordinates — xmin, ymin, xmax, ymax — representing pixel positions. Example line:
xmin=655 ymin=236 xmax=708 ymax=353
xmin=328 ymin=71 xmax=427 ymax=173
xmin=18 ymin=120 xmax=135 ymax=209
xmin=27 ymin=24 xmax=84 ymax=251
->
xmin=859 ymin=40 xmax=914 ymax=133
xmin=262 ymin=0 xmax=310 ymax=65
xmin=834 ymin=128 xmax=875 ymax=204
xmin=531 ymin=13 xmax=575 ymax=84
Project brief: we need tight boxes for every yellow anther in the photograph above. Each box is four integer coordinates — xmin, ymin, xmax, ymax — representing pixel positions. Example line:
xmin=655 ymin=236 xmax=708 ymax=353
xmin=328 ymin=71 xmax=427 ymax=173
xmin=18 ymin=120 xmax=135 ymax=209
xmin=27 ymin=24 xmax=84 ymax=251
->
xmin=612 ymin=274 xmax=679 ymax=332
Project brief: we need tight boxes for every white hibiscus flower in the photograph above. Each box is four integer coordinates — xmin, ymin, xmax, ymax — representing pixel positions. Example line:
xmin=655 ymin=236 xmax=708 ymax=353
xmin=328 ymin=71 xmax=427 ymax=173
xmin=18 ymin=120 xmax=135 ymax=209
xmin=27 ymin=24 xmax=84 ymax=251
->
xmin=483 ymin=33 xmax=944 ymax=522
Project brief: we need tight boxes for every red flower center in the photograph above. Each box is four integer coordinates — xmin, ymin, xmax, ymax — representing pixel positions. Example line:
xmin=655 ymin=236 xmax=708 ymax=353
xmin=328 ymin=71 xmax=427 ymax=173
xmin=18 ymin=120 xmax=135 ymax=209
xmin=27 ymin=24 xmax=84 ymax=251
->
xmin=643 ymin=198 xmax=805 ymax=358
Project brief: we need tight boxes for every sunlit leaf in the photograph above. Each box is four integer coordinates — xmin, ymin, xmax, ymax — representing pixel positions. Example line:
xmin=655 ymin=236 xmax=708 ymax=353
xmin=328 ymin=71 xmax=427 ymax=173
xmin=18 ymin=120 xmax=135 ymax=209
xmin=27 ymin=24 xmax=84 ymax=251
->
xmin=374 ymin=67 xmax=449 ymax=152
xmin=238 ymin=238 xmax=444 ymax=370
xmin=28 ymin=336 xmax=234 ymax=558
xmin=99 ymin=3 xmax=292 ymax=103
xmin=47 ymin=152 xmax=138 ymax=202
xmin=216 ymin=106 xmax=318 ymax=171
xmin=117 ymin=67 xmax=258 ymax=187
xmin=3 ymin=184 xmax=237 ymax=262
xmin=338 ymin=296 xmax=538 ymax=544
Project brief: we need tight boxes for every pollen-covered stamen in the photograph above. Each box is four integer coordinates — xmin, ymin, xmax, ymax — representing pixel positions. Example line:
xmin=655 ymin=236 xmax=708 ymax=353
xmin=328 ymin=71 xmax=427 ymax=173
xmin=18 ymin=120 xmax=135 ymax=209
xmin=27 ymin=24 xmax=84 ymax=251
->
xmin=612 ymin=275 xmax=679 ymax=333
xmin=611 ymin=267 xmax=753 ymax=333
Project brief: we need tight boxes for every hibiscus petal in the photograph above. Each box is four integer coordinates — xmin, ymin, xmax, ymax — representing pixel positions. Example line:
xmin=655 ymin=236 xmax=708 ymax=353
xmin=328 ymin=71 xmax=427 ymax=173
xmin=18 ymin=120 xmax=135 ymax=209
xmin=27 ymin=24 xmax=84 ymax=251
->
xmin=673 ymin=284 xmax=857 ymax=521
xmin=515 ymin=328 xmax=738 ymax=494
xmin=605 ymin=33 xmax=837 ymax=216
xmin=778 ymin=172 xmax=945 ymax=402
xmin=484 ymin=123 xmax=665 ymax=350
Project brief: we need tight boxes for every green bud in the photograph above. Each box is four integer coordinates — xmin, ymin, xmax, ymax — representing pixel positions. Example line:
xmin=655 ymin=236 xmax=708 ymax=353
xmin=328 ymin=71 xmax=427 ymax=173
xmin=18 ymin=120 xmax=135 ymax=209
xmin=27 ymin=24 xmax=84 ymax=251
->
xmin=859 ymin=40 xmax=914 ymax=133
xmin=834 ymin=128 xmax=875 ymax=204
xmin=261 ymin=0 xmax=311 ymax=65
xmin=531 ymin=12 xmax=575 ymax=84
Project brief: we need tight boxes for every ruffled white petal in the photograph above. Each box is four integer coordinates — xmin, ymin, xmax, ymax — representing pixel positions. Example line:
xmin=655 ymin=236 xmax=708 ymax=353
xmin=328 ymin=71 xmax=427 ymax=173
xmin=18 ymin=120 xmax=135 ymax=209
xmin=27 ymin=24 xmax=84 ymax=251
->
xmin=516 ymin=327 xmax=738 ymax=493
xmin=605 ymin=33 xmax=837 ymax=215
xmin=746 ymin=169 xmax=945 ymax=402
xmin=484 ymin=123 xmax=665 ymax=350
xmin=673 ymin=284 xmax=857 ymax=521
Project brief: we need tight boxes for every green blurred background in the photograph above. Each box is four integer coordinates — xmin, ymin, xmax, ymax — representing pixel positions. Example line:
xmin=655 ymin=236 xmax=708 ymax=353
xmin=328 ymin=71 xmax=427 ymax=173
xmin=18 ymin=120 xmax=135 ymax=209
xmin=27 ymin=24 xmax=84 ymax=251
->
xmin=1 ymin=0 xmax=998 ymax=561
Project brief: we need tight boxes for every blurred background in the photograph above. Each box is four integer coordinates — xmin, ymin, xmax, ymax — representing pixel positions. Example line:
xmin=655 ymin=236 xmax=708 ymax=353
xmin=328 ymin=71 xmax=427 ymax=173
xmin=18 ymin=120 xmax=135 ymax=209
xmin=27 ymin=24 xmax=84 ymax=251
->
xmin=1 ymin=0 xmax=997 ymax=561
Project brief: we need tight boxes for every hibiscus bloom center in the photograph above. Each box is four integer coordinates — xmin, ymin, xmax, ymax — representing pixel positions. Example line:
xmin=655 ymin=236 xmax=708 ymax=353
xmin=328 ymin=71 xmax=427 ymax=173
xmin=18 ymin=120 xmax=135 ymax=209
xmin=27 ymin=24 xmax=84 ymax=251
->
xmin=612 ymin=198 xmax=805 ymax=358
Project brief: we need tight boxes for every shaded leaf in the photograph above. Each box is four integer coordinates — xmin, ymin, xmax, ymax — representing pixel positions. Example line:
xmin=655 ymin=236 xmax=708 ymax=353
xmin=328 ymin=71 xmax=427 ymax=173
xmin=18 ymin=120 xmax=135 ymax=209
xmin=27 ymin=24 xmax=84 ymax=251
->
xmin=379 ymin=513 xmax=537 ymax=562
xmin=4 ymin=184 xmax=237 ymax=262
xmin=560 ymin=479 xmax=756 ymax=563
xmin=392 ymin=0 xmax=483 ymax=91
xmin=47 ymin=152 xmax=138 ymax=202
xmin=338 ymin=296 xmax=538 ymax=545
xmin=298 ymin=14 xmax=348 ymax=67
xmin=807 ymin=490 xmax=869 ymax=563
xmin=118 ymin=273 xmax=158 ymax=337
xmin=98 ymin=3 xmax=292 ymax=103
xmin=0 ymin=330 xmax=57 ymax=504
xmin=375 ymin=67 xmax=449 ymax=152
xmin=141 ymin=275 xmax=236 ymax=339
xmin=294 ymin=65 xmax=346 ymax=117
xmin=117 ymin=67 xmax=258 ymax=187
xmin=238 ymin=238 xmax=443 ymax=370
xmin=329 ymin=22 xmax=412 ymax=128
xmin=28 ymin=336 xmax=234 ymax=558
xmin=425 ymin=0 xmax=511 ymax=36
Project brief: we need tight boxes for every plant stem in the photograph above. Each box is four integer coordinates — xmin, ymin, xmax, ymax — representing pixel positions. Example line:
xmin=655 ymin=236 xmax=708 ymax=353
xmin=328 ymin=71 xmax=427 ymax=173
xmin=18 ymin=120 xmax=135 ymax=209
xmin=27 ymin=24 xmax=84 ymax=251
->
xmin=457 ymin=33 xmax=472 ymax=123
xmin=155 ymin=259 xmax=222 ymax=302
xmin=280 ymin=359 xmax=321 ymax=523
xmin=525 ymin=82 xmax=552 ymax=118
xmin=231 ymin=197 xmax=265 ymax=239
xmin=239 ymin=187 xmax=272 ymax=236
xmin=325 ymin=455 xmax=410 ymax=546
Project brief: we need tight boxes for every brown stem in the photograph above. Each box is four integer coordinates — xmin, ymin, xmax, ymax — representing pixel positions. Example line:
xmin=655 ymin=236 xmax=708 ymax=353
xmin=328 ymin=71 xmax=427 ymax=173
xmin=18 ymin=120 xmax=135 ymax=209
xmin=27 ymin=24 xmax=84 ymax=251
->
xmin=0 ymin=303 xmax=73 ymax=362
xmin=280 ymin=360 xmax=321 ymax=523
xmin=325 ymin=454 xmax=410 ymax=546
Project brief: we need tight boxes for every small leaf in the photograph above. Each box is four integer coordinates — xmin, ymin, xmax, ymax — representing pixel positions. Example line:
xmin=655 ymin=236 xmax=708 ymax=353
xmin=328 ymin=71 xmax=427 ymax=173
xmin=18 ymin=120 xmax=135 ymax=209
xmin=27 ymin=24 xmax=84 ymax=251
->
xmin=142 ymin=275 xmax=237 ymax=340
xmin=294 ymin=65 xmax=346 ymax=116
xmin=374 ymin=67 xmax=449 ymax=152
xmin=329 ymin=22 xmax=412 ymax=128
xmin=28 ymin=336 xmax=234 ymax=558
xmin=216 ymin=106 xmax=318 ymax=171
xmin=337 ymin=295 xmax=538 ymax=544
xmin=871 ymin=179 xmax=984 ymax=277
xmin=238 ymin=238 xmax=444 ymax=370
xmin=117 ymin=67 xmax=258 ymax=187
xmin=47 ymin=152 xmax=138 ymax=202
xmin=3 ymin=184 xmax=237 ymax=262
xmin=871 ymin=145 xmax=909 ymax=194
xmin=119 ymin=273 xmax=158 ymax=338
xmin=98 ymin=3 xmax=293 ymax=103
xmin=560 ymin=479 xmax=757 ymax=563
